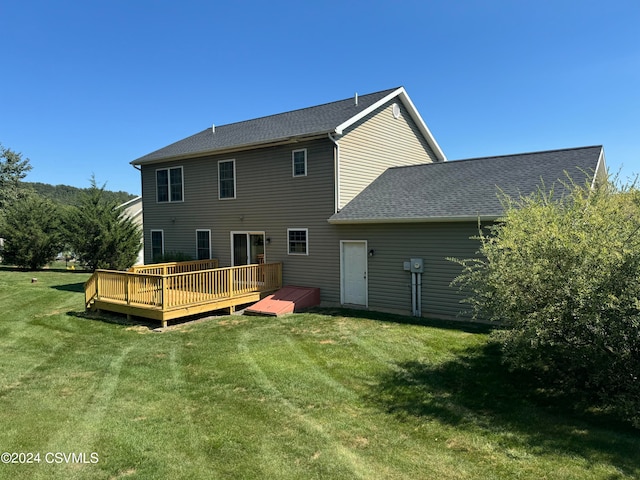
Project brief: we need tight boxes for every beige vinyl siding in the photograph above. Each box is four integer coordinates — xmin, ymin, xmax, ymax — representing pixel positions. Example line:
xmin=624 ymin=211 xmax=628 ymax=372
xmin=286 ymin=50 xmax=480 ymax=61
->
xmin=141 ymin=144 xmax=485 ymax=318
xmin=334 ymin=222 xmax=485 ymax=319
xmin=141 ymin=138 xmax=343 ymax=301
xmin=338 ymin=100 xmax=439 ymax=209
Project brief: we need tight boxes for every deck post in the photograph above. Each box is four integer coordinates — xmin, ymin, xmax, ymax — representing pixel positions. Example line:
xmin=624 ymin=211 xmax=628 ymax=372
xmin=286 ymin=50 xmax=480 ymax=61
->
xmin=125 ymin=275 xmax=131 ymax=305
xmin=162 ymin=275 xmax=168 ymax=311
xmin=277 ymin=263 xmax=282 ymax=288
xmin=228 ymin=267 xmax=234 ymax=299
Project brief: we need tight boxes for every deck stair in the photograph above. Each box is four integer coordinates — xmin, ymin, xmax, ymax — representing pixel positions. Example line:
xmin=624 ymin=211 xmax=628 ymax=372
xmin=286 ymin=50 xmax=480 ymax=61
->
xmin=244 ymin=286 xmax=320 ymax=316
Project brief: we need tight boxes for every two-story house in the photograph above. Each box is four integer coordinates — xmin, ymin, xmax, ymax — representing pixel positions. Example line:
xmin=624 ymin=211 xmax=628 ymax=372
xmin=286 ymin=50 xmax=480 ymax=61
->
xmin=131 ymin=87 xmax=606 ymax=319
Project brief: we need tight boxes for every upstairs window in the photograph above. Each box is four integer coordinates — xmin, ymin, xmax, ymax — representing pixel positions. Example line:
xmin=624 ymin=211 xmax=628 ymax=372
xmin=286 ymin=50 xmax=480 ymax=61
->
xmin=292 ymin=149 xmax=307 ymax=177
xmin=288 ymin=228 xmax=308 ymax=255
xmin=156 ymin=167 xmax=183 ymax=202
xmin=218 ymin=160 xmax=236 ymax=199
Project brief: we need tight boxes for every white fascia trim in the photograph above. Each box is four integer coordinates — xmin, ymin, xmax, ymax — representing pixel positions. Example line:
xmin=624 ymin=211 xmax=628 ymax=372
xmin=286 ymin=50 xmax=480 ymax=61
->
xmin=591 ymin=147 xmax=607 ymax=189
xmin=328 ymin=215 xmax=498 ymax=224
xmin=334 ymin=88 xmax=404 ymax=135
xmin=397 ymin=89 xmax=447 ymax=162
xmin=333 ymin=87 xmax=447 ymax=162
xmin=118 ymin=196 xmax=142 ymax=208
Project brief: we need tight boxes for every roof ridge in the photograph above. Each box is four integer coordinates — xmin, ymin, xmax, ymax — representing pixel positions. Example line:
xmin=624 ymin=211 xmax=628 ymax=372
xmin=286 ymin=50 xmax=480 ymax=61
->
xmin=387 ymin=145 xmax=603 ymax=170
xmin=203 ymin=87 xmax=402 ymax=130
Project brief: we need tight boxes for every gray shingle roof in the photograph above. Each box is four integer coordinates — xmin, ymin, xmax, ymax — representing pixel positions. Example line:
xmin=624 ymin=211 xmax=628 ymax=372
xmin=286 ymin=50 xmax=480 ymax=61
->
xmin=329 ymin=146 xmax=604 ymax=223
xmin=132 ymin=88 xmax=402 ymax=165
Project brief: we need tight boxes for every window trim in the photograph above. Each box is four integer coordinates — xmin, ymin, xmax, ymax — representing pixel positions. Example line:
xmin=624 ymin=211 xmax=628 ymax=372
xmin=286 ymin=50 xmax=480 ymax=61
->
xmin=195 ymin=229 xmax=212 ymax=260
xmin=150 ymin=229 xmax=164 ymax=261
xmin=287 ymin=228 xmax=309 ymax=256
xmin=218 ymin=159 xmax=236 ymax=200
xmin=292 ymin=149 xmax=307 ymax=177
xmin=155 ymin=166 xmax=184 ymax=203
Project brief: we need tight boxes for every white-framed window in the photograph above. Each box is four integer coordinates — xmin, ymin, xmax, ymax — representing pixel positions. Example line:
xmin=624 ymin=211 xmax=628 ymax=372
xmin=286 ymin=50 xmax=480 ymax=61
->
xmin=151 ymin=230 xmax=164 ymax=261
xmin=156 ymin=167 xmax=183 ymax=203
xmin=196 ymin=229 xmax=211 ymax=260
xmin=292 ymin=149 xmax=307 ymax=177
xmin=218 ymin=159 xmax=236 ymax=199
xmin=287 ymin=228 xmax=308 ymax=255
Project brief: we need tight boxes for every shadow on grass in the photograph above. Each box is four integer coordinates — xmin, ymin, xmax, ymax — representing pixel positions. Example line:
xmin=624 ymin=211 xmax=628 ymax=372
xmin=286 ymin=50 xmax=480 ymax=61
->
xmin=67 ymin=307 xmax=237 ymax=331
xmin=367 ymin=341 xmax=640 ymax=476
xmin=51 ymin=282 xmax=85 ymax=293
xmin=67 ymin=310 xmax=160 ymax=330
xmin=0 ymin=265 xmax=90 ymax=273
xmin=307 ymin=306 xmax=494 ymax=334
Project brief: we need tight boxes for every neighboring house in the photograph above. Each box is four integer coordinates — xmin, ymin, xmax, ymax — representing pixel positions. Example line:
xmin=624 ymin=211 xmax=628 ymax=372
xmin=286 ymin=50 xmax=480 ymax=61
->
xmin=118 ymin=196 xmax=144 ymax=265
xmin=131 ymin=87 xmax=606 ymax=319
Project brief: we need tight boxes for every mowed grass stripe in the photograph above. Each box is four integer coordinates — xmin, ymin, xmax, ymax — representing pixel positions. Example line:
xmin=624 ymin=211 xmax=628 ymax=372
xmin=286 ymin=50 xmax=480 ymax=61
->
xmin=236 ymin=330 xmax=374 ymax=479
xmin=0 ymin=267 xmax=638 ymax=479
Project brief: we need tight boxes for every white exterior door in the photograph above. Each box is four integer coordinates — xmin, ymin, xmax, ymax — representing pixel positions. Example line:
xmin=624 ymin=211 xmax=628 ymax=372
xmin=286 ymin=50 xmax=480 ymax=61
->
xmin=341 ymin=241 xmax=368 ymax=306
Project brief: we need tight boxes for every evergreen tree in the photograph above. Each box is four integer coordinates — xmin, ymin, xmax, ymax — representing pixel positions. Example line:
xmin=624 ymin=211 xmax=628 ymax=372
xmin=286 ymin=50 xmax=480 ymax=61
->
xmin=1 ymin=194 xmax=64 ymax=270
xmin=65 ymin=178 xmax=141 ymax=271
xmin=0 ymin=143 xmax=32 ymax=212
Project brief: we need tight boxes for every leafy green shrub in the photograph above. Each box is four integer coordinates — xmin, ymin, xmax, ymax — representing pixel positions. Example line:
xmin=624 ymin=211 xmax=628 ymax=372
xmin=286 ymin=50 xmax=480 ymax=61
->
xmin=452 ymin=180 xmax=640 ymax=427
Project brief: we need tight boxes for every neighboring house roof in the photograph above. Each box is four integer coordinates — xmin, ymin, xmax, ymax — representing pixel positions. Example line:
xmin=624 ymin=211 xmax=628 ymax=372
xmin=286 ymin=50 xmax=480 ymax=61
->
xmin=131 ymin=87 xmax=446 ymax=165
xmin=118 ymin=196 xmax=143 ymax=224
xmin=329 ymin=146 xmax=606 ymax=224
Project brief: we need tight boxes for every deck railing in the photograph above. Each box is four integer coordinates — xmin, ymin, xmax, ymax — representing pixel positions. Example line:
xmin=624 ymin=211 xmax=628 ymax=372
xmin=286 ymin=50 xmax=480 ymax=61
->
xmin=128 ymin=259 xmax=219 ymax=275
xmin=85 ymin=262 xmax=282 ymax=312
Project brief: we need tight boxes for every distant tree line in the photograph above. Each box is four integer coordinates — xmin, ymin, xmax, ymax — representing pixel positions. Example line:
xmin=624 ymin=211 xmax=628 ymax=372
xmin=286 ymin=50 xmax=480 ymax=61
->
xmin=0 ymin=143 xmax=141 ymax=271
xmin=24 ymin=181 xmax=136 ymax=207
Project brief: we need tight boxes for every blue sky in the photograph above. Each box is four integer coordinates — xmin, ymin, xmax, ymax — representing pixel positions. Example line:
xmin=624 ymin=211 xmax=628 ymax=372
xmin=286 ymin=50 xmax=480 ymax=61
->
xmin=2 ymin=0 xmax=639 ymax=195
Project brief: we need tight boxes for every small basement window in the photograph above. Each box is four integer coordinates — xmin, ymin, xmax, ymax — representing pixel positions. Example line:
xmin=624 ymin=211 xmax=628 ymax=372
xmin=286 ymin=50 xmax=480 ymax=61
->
xmin=288 ymin=228 xmax=308 ymax=255
xmin=196 ymin=230 xmax=211 ymax=260
xmin=151 ymin=230 xmax=164 ymax=261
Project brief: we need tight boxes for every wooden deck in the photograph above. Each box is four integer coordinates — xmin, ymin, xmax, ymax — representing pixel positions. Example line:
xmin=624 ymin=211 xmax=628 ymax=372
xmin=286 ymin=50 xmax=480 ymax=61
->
xmin=84 ymin=261 xmax=282 ymax=327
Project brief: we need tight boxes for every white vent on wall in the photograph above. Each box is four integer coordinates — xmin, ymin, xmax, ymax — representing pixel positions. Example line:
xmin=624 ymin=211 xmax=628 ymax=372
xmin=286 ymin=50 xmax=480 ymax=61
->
xmin=392 ymin=103 xmax=401 ymax=119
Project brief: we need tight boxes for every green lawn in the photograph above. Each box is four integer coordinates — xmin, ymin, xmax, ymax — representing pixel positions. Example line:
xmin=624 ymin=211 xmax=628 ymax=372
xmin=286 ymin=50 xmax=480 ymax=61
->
xmin=0 ymin=267 xmax=638 ymax=479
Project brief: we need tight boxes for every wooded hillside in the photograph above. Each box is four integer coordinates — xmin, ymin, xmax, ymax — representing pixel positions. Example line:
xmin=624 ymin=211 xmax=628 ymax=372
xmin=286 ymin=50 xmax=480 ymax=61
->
xmin=23 ymin=182 xmax=137 ymax=206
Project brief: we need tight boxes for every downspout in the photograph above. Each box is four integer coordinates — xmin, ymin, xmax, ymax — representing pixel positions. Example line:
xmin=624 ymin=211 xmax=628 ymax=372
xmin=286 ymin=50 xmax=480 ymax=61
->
xmin=132 ymin=164 xmax=144 ymax=265
xmin=328 ymin=133 xmax=341 ymax=213
xmin=133 ymin=164 xmax=142 ymax=191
